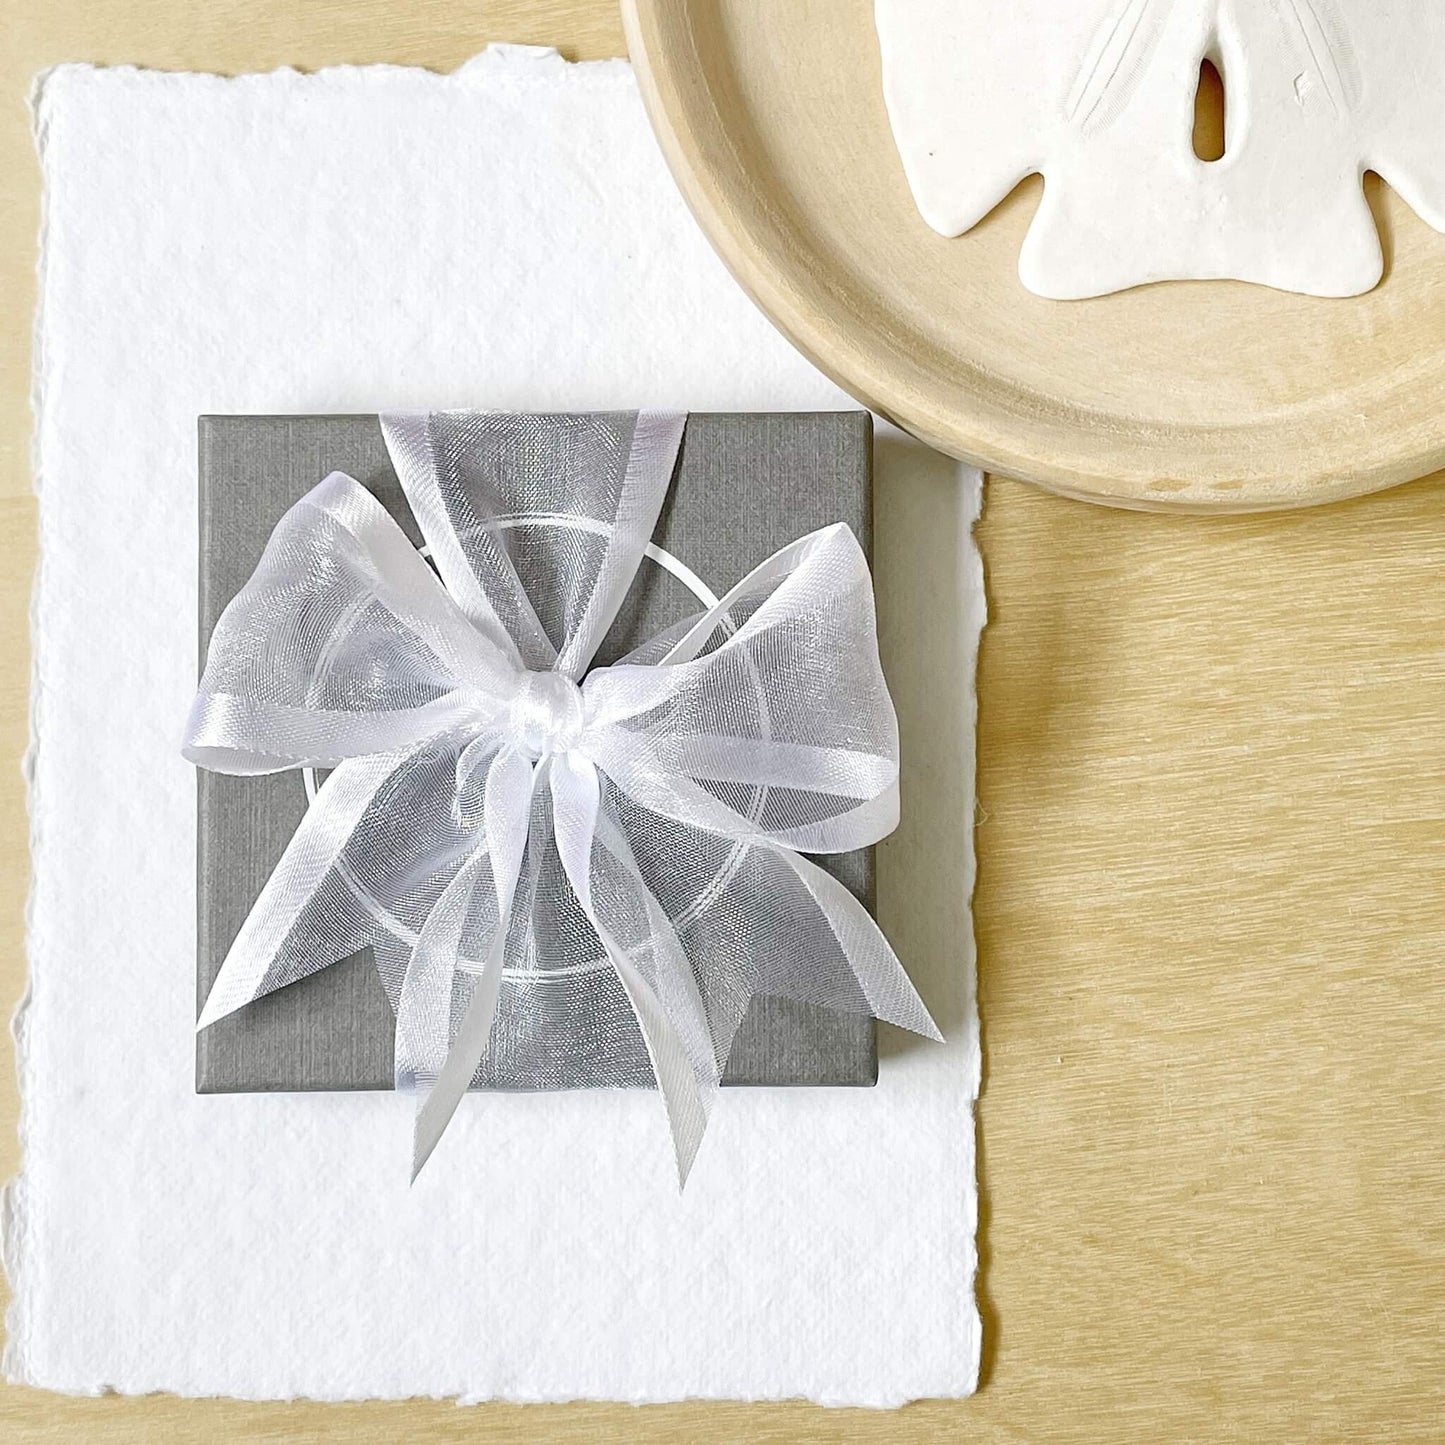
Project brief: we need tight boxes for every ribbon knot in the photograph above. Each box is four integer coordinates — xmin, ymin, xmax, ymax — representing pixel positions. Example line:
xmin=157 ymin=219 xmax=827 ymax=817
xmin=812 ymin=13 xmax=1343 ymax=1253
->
xmin=185 ymin=410 xmax=940 ymax=1187
xmin=508 ymin=669 xmax=585 ymax=760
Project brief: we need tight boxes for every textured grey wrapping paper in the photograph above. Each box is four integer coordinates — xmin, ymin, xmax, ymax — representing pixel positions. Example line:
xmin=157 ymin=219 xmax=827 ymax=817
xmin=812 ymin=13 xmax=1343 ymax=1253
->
xmin=197 ymin=412 xmax=879 ymax=1092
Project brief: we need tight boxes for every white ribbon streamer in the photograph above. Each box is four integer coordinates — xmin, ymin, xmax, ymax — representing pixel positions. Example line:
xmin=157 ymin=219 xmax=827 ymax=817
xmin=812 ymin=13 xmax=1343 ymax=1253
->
xmin=186 ymin=410 xmax=940 ymax=1184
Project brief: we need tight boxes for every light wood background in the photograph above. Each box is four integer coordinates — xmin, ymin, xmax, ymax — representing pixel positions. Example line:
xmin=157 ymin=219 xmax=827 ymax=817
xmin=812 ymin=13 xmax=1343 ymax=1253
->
xmin=3 ymin=3 xmax=1444 ymax=1442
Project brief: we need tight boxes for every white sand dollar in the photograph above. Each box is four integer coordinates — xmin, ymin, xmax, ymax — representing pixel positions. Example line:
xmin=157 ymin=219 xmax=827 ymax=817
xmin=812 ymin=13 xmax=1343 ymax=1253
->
xmin=876 ymin=0 xmax=1445 ymax=298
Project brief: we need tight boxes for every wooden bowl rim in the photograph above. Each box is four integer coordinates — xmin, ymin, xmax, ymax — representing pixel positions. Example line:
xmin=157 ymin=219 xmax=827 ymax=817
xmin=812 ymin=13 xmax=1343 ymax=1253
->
xmin=621 ymin=0 xmax=1445 ymax=512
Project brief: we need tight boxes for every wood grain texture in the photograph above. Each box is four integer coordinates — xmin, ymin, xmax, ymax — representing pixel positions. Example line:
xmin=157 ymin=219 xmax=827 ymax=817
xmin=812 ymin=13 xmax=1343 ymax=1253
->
xmin=4 ymin=1 xmax=1445 ymax=1441
xmin=621 ymin=0 xmax=1445 ymax=511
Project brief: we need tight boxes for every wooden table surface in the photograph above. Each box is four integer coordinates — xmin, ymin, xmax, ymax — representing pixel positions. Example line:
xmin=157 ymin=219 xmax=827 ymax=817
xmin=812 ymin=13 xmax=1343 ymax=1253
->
xmin=4 ymin=3 xmax=1445 ymax=1441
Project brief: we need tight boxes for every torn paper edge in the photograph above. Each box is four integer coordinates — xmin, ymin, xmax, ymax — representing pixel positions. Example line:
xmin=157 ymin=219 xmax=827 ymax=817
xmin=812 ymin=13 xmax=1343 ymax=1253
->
xmin=2 ymin=64 xmax=61 ymax=1388
xmin=959 ymin=467 xmax=986 ymax=1399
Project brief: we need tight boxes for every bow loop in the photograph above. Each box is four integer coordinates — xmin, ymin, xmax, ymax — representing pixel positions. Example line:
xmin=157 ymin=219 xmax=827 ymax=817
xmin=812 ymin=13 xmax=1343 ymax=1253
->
xmin=583 ymin=524 xmax=900 ymax=854
xmin=184 ymin=471 xmax=517 ymax=775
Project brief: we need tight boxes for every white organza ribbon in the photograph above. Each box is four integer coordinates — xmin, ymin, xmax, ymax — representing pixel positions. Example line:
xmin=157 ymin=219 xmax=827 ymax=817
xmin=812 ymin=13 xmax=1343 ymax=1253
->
xmin=186 ymin=410 xmax=940 ymax=1184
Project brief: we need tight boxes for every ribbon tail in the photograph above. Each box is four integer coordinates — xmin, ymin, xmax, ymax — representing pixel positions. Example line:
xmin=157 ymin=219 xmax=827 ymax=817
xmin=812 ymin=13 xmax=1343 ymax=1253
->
xmin=550 ymin=753 xmax=715 ymax=1186
xmin=608 ymin=948 xmax=711 ymax=1186
xmin=197 ymin=749 xmax=410 ymax=1031
xmin=776 ymin=848 xmax=943 ymax=1041
xmin=400 ymin=744 xmax=537 ymax=1182
xmin=410 ymin=934 xmax=507 ymax=1182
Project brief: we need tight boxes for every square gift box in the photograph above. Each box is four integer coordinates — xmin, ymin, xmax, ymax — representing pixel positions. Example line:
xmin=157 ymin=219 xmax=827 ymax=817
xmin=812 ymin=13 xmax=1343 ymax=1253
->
xmin=196 ymin=411 xmax=880 ymax=1093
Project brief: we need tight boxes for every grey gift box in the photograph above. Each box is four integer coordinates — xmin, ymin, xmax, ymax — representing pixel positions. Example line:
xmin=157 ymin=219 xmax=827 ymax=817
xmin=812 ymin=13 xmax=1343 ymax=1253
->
xmin=197 ymin=412 xmax=878 ymax=1093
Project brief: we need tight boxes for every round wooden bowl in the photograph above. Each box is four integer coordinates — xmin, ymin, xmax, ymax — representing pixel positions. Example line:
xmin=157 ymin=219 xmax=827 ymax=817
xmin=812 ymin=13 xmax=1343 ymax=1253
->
xmin=621 ymin=0 xmax=1445 ymax=511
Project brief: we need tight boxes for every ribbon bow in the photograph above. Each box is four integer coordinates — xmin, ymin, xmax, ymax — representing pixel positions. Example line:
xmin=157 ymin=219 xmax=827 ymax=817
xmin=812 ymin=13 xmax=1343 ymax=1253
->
xmin=186 ymin=411 xmax=940 ymax=1183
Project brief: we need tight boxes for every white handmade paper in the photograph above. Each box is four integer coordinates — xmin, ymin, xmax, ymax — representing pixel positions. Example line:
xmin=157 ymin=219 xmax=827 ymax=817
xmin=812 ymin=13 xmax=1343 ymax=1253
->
xmin=7 ymin=47 xmax=982 ymax=1405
